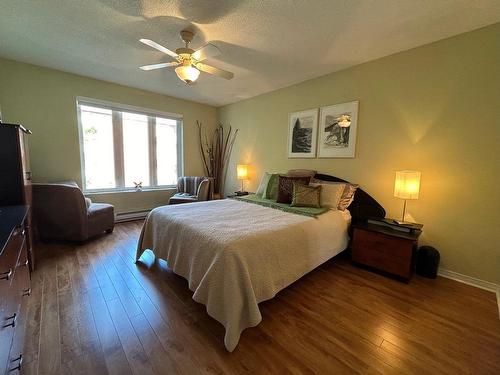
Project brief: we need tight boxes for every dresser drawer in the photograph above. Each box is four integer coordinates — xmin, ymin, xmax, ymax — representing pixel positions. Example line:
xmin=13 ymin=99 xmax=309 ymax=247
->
xmin=0 ymin=203 xmax=33 ymax=375
xmin=352 ymin=227 xmax=416 ymax=279
xmin=0 ymin=227 xmax=27 ymax=374
xmin=0 ymin=228 xmax=24 ymax=289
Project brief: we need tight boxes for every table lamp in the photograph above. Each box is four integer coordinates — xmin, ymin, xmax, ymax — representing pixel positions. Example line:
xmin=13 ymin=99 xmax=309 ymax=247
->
xmin=393 ymin=170 xmax=421 ymax=224
xmin=236 ymin=164 xmax=249 ymax=196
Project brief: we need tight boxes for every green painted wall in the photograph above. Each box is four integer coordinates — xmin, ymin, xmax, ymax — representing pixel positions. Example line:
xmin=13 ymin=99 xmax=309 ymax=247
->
xmin=0 ymin=58 xmax=216 ymax=214
xmin=218 ymin=23 xmax=500 ymax=283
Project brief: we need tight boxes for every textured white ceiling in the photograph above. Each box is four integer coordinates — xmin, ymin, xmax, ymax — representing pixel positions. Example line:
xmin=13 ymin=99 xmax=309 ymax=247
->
xmin=1 ymin=0 xmax=499 ymax=106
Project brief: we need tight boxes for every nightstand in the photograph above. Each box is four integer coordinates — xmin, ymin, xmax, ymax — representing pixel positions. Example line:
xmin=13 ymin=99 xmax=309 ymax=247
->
xmin=351 ymin=221 xmax=422 ymax=281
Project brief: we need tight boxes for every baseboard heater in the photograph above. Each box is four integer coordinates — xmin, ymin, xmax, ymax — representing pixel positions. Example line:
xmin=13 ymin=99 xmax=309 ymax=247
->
xmin=115 ymin=210 xmax=150 ymax=223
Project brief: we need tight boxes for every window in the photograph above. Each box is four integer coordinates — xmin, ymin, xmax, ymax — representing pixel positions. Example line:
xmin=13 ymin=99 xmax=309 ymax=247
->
xmin=77 ymin=99 xmax=182 ymax=192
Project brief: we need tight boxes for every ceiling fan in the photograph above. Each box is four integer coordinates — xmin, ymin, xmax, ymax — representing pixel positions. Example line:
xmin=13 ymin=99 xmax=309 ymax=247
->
xmin=139 ymin=30 xmax=234 ymax=84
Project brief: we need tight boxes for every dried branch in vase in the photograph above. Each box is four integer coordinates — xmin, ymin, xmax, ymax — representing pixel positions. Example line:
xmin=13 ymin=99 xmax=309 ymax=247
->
xmin=197 ymin=121 xmax=238 ymax=198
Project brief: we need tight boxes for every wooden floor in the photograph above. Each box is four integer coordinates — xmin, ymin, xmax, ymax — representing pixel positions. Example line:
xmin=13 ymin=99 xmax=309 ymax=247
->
xmin=16 ymin=221 xmax=500 ymax=374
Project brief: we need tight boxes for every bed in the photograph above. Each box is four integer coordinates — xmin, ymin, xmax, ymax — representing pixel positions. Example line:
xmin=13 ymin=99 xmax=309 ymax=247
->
xmin=136 ymin=174 xmax=385 ymax=351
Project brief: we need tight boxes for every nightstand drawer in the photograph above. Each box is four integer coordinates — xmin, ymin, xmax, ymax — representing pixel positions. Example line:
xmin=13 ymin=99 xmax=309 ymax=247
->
xmin=351 ymin=227 xmax=415 ymax=279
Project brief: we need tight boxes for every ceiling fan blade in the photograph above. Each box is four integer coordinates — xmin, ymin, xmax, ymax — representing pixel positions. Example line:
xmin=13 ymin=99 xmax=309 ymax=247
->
xmin=196 ymin=63 xmax=234 ymax=80
xmin=140 ymin=39 xmax=178 ymax=58
xmin=192 ymin=43 xmax=221 ymax=61
xmin=139 ymin=62 xmax=180 ymax=71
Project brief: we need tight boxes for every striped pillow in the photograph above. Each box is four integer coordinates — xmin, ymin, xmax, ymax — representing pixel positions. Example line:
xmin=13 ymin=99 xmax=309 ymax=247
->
xmin=338 ymin=183 xmax=359 ymax=211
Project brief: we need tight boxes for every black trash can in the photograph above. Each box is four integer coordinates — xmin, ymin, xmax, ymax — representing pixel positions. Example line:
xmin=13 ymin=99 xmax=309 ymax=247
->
xmin=416 ymin=246 xmax=440 ymax=278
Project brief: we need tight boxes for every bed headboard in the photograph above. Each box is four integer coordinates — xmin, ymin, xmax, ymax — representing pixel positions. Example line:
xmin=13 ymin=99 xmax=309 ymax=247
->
xmin=314 ymin=173 xmax=385 ymax=222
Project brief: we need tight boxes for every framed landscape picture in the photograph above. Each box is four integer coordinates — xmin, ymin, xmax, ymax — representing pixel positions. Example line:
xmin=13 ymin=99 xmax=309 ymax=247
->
xmin=287 ymin=108 xmax=318 ymax=158
xmin=318 ymin=101 xmax=359 ymax=158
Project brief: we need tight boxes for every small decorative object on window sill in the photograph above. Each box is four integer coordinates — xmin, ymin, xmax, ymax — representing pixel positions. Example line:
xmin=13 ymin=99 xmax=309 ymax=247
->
xmin=197 ymin=121 xmax=238 ymax=198
xmin=133 ymin=181 xmax=143 ymax=192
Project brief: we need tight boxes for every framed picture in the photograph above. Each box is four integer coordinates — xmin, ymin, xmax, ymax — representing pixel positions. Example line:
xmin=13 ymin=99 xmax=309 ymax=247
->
xmin=318 ymin=101 xmax=359 ymax=158
xmin=287 ymin=108 xmax=318 ymax=158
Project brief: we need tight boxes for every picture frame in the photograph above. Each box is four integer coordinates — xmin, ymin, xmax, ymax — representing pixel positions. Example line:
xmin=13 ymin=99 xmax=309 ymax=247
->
xmin=318 ymin=101 xmax=359 ymax=158
xmin=287 ymin=108 xmax=318 ymax=158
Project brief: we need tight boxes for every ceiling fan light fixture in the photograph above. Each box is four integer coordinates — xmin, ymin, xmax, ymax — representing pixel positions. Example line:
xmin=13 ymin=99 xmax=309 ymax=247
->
xmin=175 ymin=64 xmax=200 ymax=84
xmin=139 ymin=30 xmax=233 ymax=83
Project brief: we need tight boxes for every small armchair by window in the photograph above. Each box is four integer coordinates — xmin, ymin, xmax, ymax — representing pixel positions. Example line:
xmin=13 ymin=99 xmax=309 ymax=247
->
xmin=169 ymin=176 xmax=213 ymax=205
xmin=33 ymin=181 xmax=115 ymax=242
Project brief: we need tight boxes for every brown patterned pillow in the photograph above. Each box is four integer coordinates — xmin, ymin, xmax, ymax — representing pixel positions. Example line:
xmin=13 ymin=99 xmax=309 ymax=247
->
xmin=291 ymin=183 xmax=321 ymax=208
xmin=276 ymin=175 xmax=311 ymax=204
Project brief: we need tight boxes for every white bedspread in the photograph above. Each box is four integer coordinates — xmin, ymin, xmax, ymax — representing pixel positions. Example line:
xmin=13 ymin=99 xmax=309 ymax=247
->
xmin=136 ymin=199 xmax=351 ymax=351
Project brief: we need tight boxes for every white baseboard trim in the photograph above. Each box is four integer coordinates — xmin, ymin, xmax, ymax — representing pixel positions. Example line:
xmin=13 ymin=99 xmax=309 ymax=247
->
xmin=438 ymin=268 xmax=498 ymax=292
xmin=498 ymin=290 xmax=500 ymax=320
xmin=115 ymin=210 xmax=150 ymax=223
xmin=438 ymin=268 xmax=500 ymax=318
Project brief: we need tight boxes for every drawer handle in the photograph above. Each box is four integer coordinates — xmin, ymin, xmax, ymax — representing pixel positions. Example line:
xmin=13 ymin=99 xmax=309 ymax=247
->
xmin=0 ymin=268 xmax=13 ymax=280
xmin=20 ymin=259 xmax=29 ymax=268
xmin=9 ymin=354 xmax=23 ymax=372
xmin=23 ymin=288 xmax=31 ymax=297
xmin=13 ymin=227 xmax=25 ymax=236
xmin=3 ymin=313 xmax=17 ymax=328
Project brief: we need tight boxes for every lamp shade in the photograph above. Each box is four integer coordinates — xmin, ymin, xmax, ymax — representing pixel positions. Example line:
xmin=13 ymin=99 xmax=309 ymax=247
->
xmin=236 ymin=164 xmax=248 ymax=180
xmin=394 ymin=170 xmax=421 ymax=200
xmin=175 ymin=65 xmax=200 ymax=84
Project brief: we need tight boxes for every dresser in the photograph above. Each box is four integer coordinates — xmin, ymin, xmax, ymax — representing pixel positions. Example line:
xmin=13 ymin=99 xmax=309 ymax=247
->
xmin=0 ymin=206 xmax=31 ymax=374
xmin=0 ymin=123 xmax=34 ymax=270
xmin=0 ymin=123 xmax=34 ymax=374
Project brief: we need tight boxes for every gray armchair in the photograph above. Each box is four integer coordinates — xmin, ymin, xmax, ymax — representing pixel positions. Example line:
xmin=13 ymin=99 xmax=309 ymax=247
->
xmin=32 ymin=181 xmax=114 ymax=242
xmin=169 ymin=176 xmax=213 ymax=205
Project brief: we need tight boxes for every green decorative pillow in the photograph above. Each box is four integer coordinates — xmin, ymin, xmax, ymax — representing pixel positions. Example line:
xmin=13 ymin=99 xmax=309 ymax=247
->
xmin=291 ymin=182 xmax=321 ymax=208
xmin=263 ymin=173 xmax=280 ymax=200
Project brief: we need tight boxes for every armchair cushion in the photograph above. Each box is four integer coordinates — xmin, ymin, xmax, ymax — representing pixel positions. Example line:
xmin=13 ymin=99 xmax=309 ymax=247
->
xmin=169 ymin=193 xmax=198 ymax=205
xmin=88 ymin=203 xmax=115 ymax=238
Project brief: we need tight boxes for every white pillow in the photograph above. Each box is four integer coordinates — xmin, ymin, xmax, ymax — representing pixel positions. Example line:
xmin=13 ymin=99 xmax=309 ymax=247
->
xmin=256 ymin=172 xmax=272 ymax=196
xmin=310 ymin=182 xmax=346 ymax=209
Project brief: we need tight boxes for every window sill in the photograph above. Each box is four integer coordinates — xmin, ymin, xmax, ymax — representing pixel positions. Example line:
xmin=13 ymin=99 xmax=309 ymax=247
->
xmin=84 ymin=187 xmax=176 ymax=195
